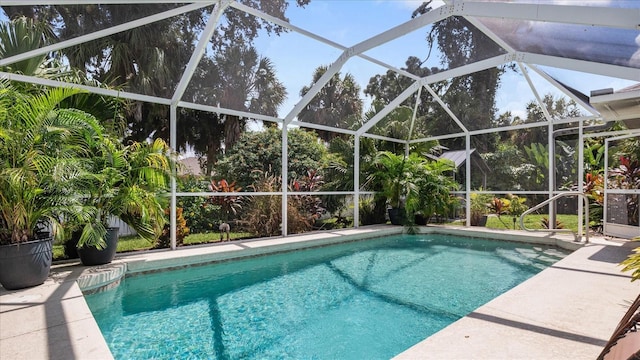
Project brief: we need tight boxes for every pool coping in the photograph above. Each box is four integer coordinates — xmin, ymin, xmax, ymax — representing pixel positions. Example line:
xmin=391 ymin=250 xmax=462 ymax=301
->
xmin=1 ymin=225 xmax=638 ymax=359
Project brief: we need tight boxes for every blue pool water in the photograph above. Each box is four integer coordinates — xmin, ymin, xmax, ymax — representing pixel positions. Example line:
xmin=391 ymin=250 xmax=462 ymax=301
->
xmin=84 ymin=234 xmax=568 ymax=359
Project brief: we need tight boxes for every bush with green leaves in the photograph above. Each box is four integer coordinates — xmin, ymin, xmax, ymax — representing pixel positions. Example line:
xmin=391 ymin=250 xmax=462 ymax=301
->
xmin=215 ymin=127 xmax=328 ymax=189
xmin=155 ymin=207 xmax=189 ymax=249
xmin=177 ymin=175 xmax=222 ymax=234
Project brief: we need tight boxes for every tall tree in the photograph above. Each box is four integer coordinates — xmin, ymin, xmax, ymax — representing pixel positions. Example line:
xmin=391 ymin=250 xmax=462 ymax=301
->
xmin=3 ymin=1 xmax=309 ymax=145
xmin=215 ymin=127 xmax=328 ymax=189
xmin=298 ymin=65 xmax=364 ymax=142
xmin=365 ymin=56 xmax=441 ymax=140
xmin=180 ymin=45 xmax=287 ymax=174
xmin=0 ymin=16 xmax=58 ymax=77
xmin=510 ymin=94 xmax=583 ymax=148
xmin=413 ymin=1 xmax=509 ymax=153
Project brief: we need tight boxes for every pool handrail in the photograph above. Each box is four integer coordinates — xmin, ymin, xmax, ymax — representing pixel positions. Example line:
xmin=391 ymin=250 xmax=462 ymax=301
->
xmin=519 ymin=192 xmax=589 ymax=244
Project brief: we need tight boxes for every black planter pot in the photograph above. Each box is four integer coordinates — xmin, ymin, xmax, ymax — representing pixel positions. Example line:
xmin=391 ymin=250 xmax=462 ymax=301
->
xmin=414 ymin=214 xmax=428 ymax=226
xmin=471 ymin=214 xmax=488 ymax=227
xmin=0 ymin=237 xmax=54 ymax=290
xmin=64 ymin=231 xmax=81 ymax=259
xmin=388 ymin=207 xmax=407 ymax=225
xmin=78 ymin=227 xmax=119 ymax=266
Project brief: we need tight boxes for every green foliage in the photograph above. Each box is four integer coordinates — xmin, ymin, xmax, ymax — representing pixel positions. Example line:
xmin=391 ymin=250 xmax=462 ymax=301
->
xmin=485 ymin=194 xmax=528 ymax=229
xmin=76 ymin=137 xmax=175 ymax=249
xmin=0 ymin=83 xmax=101 ymax=245
xmin=540 ymin=217 xmax=565 ymax=229
xmin=448 ymin=214 xmax=580 ymax=232
xmin=407 ymin=159 xmax=459 ymax=222
xmin=370 ymin=151 xmax=409 ymax=208
xmin=176 ymin=175 xmax=221 ymax=234
xmin=208 ymin=179 xmax=242 ymax=221
xmin=359 ymin=196 xmax=380 ymax=226
xmin=370 ymin=150 xmax=458 ymax=224
xmin=621 ymin=238 xmax=640 ymax=281
xmin=237 ymin=172 xmax=283 ymax=237
xmin=216 ymin=127 xmax=328 ymax=189
xmin=470 ymin=191 xmax=493 ymax=226
xmin=238 ymin=170 xmax=325 ymax=237
xmin=482 ymin=143 xmax=532 ymax=191
xmin=0 ymin=16 xmax=61 ymax=78
xmin=155 ymin=207 xmax=189 ymax=249
xmin=299 ymin=65 xmax=363 ymax=142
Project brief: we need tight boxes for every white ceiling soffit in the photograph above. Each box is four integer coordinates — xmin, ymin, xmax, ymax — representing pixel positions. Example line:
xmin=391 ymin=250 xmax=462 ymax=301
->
xmin=590 ymin=87 xmax=640 ymax=129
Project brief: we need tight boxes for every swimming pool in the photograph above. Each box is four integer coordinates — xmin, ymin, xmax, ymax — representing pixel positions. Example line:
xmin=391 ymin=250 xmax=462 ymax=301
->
xmin=84 ymin=233 xmax=568 ymax=359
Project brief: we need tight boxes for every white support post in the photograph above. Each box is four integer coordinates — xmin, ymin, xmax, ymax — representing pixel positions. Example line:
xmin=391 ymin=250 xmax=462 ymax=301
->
xmin=170 ymin=104 xmax=178 ymax=250
xmin=548 ymin=110 xmax=555 ymax=227
xmin=354 ymin=136 xmax=360 ymax=228
xmin=465 ymin=134 xmax=471 ymax=227
xmin=578 ymin=120 xmax=584 ymax=238
xmin=521 ymin=62 xmax=556 ymax=225
xmin=604 ymin=138 xmax=610 ymax=236
xmin=407 ymin=87 xmax=422 ymax=141
xmin=282 ymin=126 xmax=289 ymax=236
xmin=166 ymin=3 xmax=228 ymax=250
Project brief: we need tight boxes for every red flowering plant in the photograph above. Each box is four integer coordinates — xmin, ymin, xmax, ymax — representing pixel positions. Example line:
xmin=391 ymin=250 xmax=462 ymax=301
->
xmin=208 ymin=179 xmax=243 ymax=222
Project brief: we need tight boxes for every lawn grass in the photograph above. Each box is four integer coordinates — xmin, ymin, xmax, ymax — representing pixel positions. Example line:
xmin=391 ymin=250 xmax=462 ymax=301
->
xmin=52 ymin=215 xmax=581 ymax=261
xmin=52 ymin=231 xmax=254 ymax=261
xmin=448 ymin=214 xmax=579 ymax=232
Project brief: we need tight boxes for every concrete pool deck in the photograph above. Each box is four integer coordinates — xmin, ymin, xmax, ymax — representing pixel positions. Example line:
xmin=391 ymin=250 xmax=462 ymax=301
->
xmin=0 ymin=225 xmax=638 ymax=359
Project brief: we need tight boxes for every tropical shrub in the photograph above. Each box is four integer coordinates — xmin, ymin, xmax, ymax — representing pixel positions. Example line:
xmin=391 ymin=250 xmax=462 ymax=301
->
xmin=208 ymin=179 xmax=242 ymax=222
xmin=238 ymin=170 xmax=324 ymax=237
xmin=0 ymin=83 xmax=100 ymax=245
xmin=75 ymin=137 xmax=175 ymax=249
xmin=216 ymin=128 xmax=328 ymax=188
xmin=470 ymin=192 xmax=492 ymax=226
xmin=177 ymin=175 xmax=221 ymax=234
xmin=237 ymin=172 xmax=282 ymax=237
xmin=155 ymin=207 xmax=189 ymax=249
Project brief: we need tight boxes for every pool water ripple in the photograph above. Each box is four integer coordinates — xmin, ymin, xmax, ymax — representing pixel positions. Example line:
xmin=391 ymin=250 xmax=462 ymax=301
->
xmin=84 ymin=234 xmax=568 ymax=359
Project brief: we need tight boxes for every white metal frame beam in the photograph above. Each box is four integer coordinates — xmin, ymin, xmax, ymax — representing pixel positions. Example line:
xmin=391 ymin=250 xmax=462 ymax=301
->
xmin=167 ymin=2 xmax=229 ymax=250
xmin=0 ymin=71 xmax=172 ymax=104
xmin=0 ymin=3 xmax=214 ymax=68
xmin=10 ymin=0 xmax=637 ymax=32
xmin=526 ymin=64 xmax=600 ymax=116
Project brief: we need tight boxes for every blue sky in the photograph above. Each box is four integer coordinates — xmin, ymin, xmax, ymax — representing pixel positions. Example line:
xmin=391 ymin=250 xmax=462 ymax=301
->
xmin=1 ymin=1 xmax=635 ymax=122
xmin=252 ymin=0 xmax=636 ymax=120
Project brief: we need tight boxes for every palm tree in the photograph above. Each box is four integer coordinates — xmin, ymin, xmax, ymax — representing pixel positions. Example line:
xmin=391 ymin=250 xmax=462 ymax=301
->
xmin=299 ymin=65 xmax=364 ymax=142
xmin=0 ymin=81 xmax=102 ymax=245
xmin=78 ymin=137 xmax=175 ymax=248
xmin=211 ymin=45 xmax=287 ymax=150
xmin=0 ymin=16 xmax=67 ymax=81
xmin=0 ymin=16 xmax=127 ymax=135
xmin=181 ymin=44 xmax=287 ymax=174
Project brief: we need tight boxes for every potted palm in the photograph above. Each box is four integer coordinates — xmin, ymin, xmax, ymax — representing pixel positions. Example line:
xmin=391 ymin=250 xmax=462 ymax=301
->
xmin=75 ymin=137 xmax=175 ymax=265
xmin=371 ymin=151 xmax=457 ymax=226
xmin=0 ymin=83 xmax=103 ymax=289
xmin=470 ymin=191 xmax=492 ymax=226
xmin=370 ymin=151 xmax=413 ymax=225
xmin=407 ymin=159 xmax=458 ymax=225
